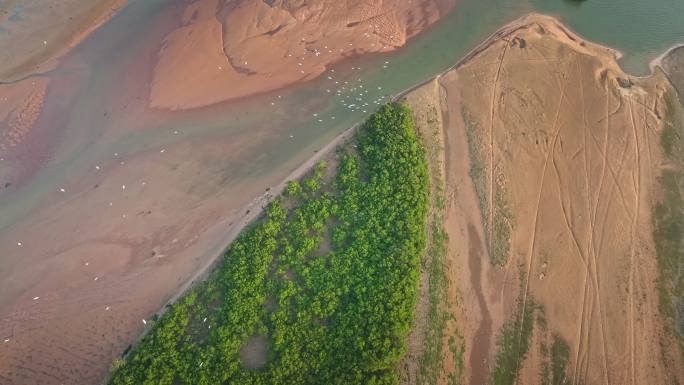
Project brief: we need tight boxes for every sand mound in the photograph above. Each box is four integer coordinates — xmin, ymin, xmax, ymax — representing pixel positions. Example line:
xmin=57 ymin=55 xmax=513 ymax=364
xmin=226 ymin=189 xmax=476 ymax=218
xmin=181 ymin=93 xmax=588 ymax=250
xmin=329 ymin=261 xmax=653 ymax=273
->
xmin=404 ymin=14 xmax=684 ymax=385
xmin=149 ymin=0 xmax=454 ymax=110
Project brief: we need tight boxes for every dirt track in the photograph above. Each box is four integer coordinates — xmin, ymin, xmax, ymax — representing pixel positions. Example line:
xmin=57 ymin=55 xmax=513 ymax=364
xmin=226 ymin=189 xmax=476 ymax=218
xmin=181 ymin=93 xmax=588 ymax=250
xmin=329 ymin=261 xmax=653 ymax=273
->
xmin=405 ymin=14 xmax=684 ymax=385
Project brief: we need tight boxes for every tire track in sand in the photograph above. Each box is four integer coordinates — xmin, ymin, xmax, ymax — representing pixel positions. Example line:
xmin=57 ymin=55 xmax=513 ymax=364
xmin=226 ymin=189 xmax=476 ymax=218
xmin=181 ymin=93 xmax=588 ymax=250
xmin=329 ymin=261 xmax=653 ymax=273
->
xmin=572 ymin=57 xmax=595 ymax=385
xmin=627 ymin=98 xmax=642 ymax=385
xmin=584 ymin=76 xmax=613 ymax=385
xmin=516 ymin=74 xmax=568 ymax=382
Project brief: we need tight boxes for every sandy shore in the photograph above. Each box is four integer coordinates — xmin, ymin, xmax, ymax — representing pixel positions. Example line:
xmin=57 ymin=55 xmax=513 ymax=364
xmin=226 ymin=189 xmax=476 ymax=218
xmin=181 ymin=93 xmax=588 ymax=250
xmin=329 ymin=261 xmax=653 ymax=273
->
xmin=393 ymin=13 xmax=629 ymax=102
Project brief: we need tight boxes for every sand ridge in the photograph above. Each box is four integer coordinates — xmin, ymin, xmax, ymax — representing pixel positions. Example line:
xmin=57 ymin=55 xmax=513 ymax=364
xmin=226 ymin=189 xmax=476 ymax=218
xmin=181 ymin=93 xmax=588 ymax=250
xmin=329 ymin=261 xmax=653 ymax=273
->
xmin=149 ymin=0 xmax=455 ymax=110
xmin=402 ymin=14 xmax=684 ymax=385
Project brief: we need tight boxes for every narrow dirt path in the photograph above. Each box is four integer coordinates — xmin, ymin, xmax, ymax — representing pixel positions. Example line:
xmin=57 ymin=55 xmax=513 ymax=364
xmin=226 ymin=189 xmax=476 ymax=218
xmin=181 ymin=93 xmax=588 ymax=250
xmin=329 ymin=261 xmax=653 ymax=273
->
xmin=584 ymin=79 xmax=612 ymax=385
xmin=518 ymin=77 xmax=567 ymax=349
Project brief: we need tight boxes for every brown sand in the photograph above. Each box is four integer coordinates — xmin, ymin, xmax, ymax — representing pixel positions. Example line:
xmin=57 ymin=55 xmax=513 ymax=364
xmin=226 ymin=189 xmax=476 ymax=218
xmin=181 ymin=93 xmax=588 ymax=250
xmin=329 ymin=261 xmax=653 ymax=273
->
xmin=3 ymin=4 xmax=680 ymax=384
xmin=149 ymin=0 xmax=455 ymax=110
xmin=404 ymin=14 xmax=684 ymax=385
xmin=0 ymin=0 xmax=127 ymax=82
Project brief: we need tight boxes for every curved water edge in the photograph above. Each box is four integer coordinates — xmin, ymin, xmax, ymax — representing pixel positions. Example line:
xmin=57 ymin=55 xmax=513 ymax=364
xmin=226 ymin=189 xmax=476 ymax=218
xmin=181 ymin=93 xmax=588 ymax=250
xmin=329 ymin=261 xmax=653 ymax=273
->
xmin=393 ymin=12 xmax=684 ymax=104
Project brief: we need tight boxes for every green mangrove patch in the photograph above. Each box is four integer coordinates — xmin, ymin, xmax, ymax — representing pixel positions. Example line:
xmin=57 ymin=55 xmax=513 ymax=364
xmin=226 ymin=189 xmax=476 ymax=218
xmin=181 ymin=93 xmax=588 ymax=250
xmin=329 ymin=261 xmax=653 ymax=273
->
xmin=107 ymin=103 xmax=430 ymax=385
